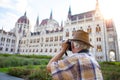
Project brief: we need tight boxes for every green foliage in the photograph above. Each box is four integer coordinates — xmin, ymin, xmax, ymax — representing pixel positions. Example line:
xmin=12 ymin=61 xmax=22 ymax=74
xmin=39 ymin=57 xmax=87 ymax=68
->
xmin=0 ymin=67 xmax=10 ymax=73
xmin=8 ymin=65 xmax=52 ymax=80
xmin=0 ymin=54 xmax=50 ymax=68
xmin=8 ymin=67 xmax=31 ymax=78
xmin=0 ymin=53 xmax=52 ymax=59
xmin=1 ymin=53 xmax=120 ymax=80
xmin=100 ymin=62 xmax=120 ymax=80
xmin=28 ymin=69 xmax=52 ymax=80
xmin=0 ymin=53 xmax=52 ymax=80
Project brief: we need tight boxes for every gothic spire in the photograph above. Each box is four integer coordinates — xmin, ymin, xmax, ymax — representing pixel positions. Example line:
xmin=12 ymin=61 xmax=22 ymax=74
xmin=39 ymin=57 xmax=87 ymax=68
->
xmin=24 ymin=11 xmax=26 ymax=16
xmin=50 ymin=10 xmax=53 ymax=19
xmin=95 ymin=0 xmax=100 ymax=11
xmin=95 ymin=0 xmax=102 ymax=17
xmin=61 ymin=20 xmax=63 ymax=27
xmin=36 ymin=15 xmax=39 ymax=26
xmin=68 ymin=6 xmax=71 ymax=19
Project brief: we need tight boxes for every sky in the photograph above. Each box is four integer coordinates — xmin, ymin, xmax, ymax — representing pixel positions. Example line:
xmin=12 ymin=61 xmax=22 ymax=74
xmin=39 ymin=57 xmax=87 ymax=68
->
xmin=0 ymin=0 xmax=120 ymax=41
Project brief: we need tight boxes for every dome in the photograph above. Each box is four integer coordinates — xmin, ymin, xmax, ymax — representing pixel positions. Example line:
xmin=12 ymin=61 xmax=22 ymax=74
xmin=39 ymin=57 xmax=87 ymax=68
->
xmin=40 ymin=18 xmax=59 ymax=27
xmin=17 ymin=12 xmax=29 ymax=24
xmin=40 ymin=19 xmax=49 ymax=26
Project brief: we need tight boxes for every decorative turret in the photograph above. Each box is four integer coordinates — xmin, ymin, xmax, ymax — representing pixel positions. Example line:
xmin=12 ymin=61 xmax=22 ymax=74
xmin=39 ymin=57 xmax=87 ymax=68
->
xmin=95 ymin=0 xmax=102 ymax=17
xmin=14 ymin=12 xmax=30 ymax=53
xmin=61 ymin=20 xmax=63 ymax=27
xmin=17 ymin=12 xmax=29 ymax=24
xmin=34 ymin=15 xmax=39 ymax=32
xmin=50 ymin=10 xmax=53 ymax=20
xmin=67 ymin=6 xmax=72 ymax=20
xmin=36 ymin=15 xmax=39 ymax=26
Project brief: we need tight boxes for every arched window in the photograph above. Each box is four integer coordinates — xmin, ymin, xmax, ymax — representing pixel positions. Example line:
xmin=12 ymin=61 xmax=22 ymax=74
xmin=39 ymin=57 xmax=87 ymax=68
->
xmin=36 ymin=49 xmax=38 ymax=52
xmin=46 ymin=37 xmax=49 ymax=42
xmin=97 ymin=45 xmax=102 ymax=52
xmin=99 ymin=37 xmax=101 ymax=41
xmin=87 ymin=26 xmax=92 ymax=33
xmin=50 ymin=49 xmax=52 ymax=52
xmin=55 ymin=36 xmax=58 ymax=41
xmin=96 ymin=24 xmax=101 ymax=33
xmin=66 ymin=29 xmax=69 ymax=37
xmin=99 ymin=27 xmax=101 ymax=32
xmin=50 ymin=37 xmax=53 ymax=42
xmin=80 ymin=27 xmax=83 ymax=30
xmin=59 ymin=36 xmax=63 ymax=41
xmin=40 ymin=49 xmax=43 ymax=52
xmin=29 ymin=49 xmax=31 ymax=52
xmin=54 ymin=48 xmax=57 ymax=52
xmin=37 ymin=38 xmax=40 ymax=43
xmin=73 ymin=28 xmax=76 ymax=31
xmin=33 ymin=49 xmax=35 ymax=52
xmin=89 ymin=38 xmax=92 ymax=42
xmin=96 ymin=27 xmax=98 ymax=32
xmin=45 ymin=49 xmax=47 ymax=52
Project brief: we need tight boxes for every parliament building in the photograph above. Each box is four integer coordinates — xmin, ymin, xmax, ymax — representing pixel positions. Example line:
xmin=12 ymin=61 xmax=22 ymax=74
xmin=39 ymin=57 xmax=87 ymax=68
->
xmin=0 ymin=0 xmax=119 ymax=61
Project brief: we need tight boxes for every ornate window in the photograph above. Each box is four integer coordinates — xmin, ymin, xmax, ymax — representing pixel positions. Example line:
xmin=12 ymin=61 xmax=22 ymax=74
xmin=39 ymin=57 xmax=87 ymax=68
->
xmin=87 ymin=26 xmax=92 ymax=33
xmin=72 ymin=28 xmax=76 ymax=36
xmin=54 ymin=48 xmax=57 ymax=52
xmin=59 ymin=36 xmax=63 ymax=41
xmin=90 ymin=38 xmax=92 ymax=42
xmin=26 ymin=49 xmax=28 ymax=52
xmin=36 ymin=49 xmax=38 ymax=52
xmin=33 ymin=49 xmax=35 ymax=52
xmin=5 ymin=48 xmax=8 ymax=51
xmin=97 ymin=45 xmax=102 ymax=52
xmin=46 ymin=37 xmax=49 ymax=42
xmin=66 ymin=29 xmax=69 ymax=37
xmin=0 ymin=47 xmax=3 ymax=51
xmin=34 ymin=39 xmax=36 ymax=43
xmin=37 ymin=38 xmax=40 ymax=43
xmin=50 ymin=37 xmax=53 ymax=42
xmin=55 ymin=36 xmax=58 ymax=41
xmin=96 ymin=24 xmax=101 ymax=33
xmin=45 ymin=49 xmax=47 ymax=52
xmin=50 ymin=49 xmax=52 ymax=52
xmin=40 ymin=49 xmax=43 ymax=52
xmin=96 ymin=37 xmax=101 ymax=42
xmin=29 ymin=49 xmax=31 ymax=52
xmin=80 ymin=27 xmax=83 ymax=30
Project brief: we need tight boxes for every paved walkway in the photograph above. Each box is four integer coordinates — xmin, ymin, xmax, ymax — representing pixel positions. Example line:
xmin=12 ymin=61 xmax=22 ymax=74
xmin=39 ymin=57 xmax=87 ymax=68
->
xmin=0 ymin=72 xmax=24 ymax=80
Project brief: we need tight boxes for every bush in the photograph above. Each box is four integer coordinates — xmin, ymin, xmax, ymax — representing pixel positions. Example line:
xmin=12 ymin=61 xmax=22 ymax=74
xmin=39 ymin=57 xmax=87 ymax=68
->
xmin=28 ymin=69 xmax=52 ymax=80
xmin=100 ymin=62 xmax=120 ymax=80
xmin=0 ymin=56 xmax=49 ymax=68
xmin=8 ymin=66 xmax=52 ymax=80
xmin=8 ymin=67 xmax=31 ymax=78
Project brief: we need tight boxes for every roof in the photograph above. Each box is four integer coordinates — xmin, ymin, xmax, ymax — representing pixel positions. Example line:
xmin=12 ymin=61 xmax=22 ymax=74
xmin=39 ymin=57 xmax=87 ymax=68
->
xmin=17 ymin=12 xmax=29 ymax=24
xmin=40 ymin=19 xmax=49 ymax=26
xmin=70 ymin=10 xmax=95 ymax=21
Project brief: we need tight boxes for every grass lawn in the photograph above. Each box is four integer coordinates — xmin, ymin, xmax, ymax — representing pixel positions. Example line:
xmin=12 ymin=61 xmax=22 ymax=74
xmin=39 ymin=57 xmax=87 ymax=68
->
xmin=0 ymin=65 xmax=41 ymax=73
xmin=0 ymin=53 xmax=120 ymax=80
xmin=0 ymin=67 xmax=9 ymax=73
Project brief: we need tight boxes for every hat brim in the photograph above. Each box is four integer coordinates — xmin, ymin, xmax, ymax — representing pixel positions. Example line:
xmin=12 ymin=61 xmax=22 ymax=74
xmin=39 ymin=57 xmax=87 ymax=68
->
xmin=69 ymin=39 xmax=93 ymax=47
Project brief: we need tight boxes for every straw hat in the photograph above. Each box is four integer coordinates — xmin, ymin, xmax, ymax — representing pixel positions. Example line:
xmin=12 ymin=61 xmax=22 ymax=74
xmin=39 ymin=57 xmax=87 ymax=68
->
xmin=70 ymin=30 xmax=93 ymax=47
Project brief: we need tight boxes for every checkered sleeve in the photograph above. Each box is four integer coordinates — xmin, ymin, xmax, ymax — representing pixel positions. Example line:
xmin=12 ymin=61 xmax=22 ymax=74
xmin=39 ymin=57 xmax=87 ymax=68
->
xmin=51 ymin=56 xmax=79 ymax=80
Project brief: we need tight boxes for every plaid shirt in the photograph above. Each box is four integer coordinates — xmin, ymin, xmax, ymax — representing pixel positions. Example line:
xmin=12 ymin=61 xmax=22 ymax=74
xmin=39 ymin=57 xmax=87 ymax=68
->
xmin=51 ymin=53 xmax=103 ymax=80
